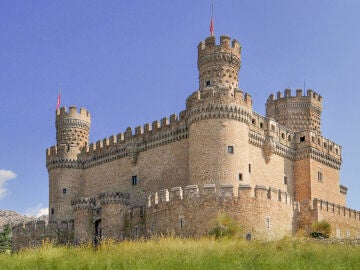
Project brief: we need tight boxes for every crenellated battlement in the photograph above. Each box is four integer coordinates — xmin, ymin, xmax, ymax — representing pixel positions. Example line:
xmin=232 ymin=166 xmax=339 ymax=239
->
xmin=267 ymin=89 xmax=322 ymax=104
xmin=56 ymin=106 xmax=90 ymax=120
xmin=294 ymin=130 xmax=342 ymax=158
xmin=147 ymin=184 xmax=296 ymax=208
xmin=198 ymin=35 xmax=241 ymax=58
xmin=312 ymin=199 xmax=360 ymax=220
xmin=266 ymin=88 xmax=323 ymax=134
xmin=46 ymin=110 xmax=188 ymax=169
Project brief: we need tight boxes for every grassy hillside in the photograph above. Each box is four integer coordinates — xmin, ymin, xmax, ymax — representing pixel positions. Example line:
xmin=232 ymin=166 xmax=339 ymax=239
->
xmin=0 ymin=237 xmax=359 ymax=270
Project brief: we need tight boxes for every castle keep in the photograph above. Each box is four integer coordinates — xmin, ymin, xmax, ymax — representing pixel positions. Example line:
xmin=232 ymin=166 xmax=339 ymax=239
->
xmin=12 ymin=35 xmax=360 ymax=249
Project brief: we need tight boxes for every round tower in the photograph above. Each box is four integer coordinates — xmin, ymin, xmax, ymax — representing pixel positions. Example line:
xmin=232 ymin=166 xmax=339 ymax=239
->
xmin=48 ymin=106 xmax=91 ymax=222
xmin=56 ymin=106 xmax=91 ymax=159
xmin=187 ymin=35 xmax=253 ymax=189
xmin=198 ymin=35 xmax=241 ymax=92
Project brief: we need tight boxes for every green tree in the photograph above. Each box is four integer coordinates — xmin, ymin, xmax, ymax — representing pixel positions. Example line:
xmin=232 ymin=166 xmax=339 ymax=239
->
xmin=0 ymin=224 xmax=12 ymax=252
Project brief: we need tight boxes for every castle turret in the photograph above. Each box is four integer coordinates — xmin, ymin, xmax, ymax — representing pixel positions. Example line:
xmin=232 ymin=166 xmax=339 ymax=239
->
xmin=198 ymin=35 xmax=241 ymax=93
xmin=47 ymin=106 xmax=91 ymax=222
xmin=266 ymin=89 xmax=322 ymax=134
xmin=56 ymin=106 xmax=91 ymax=159
xmin=187 ymin=35 xmax=252 ymax=189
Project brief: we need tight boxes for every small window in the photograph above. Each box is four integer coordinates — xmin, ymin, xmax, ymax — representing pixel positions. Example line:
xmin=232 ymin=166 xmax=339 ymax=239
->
xmin=266 ymin=218 xmax=270 ymax=229
xmin=300 ymin=136 xmax=305 ymax=142
xmin=324 ymin=142 xmax=327 ymax=148
xmin=260 ymin=122 xmax=264 ymax=129
xmin=335 ymin=148 xmax=338 ymax=154
xmin=132 ymin=175 xmax=138 ymax=186
xmin=228 ymin=146 xmax=234 ymax=154
xmin=62 ymin=188 xmax=67 ymax=194
xmin=288 ymin=135 xmax=291 ymax=142
xmin=252 ymin=119 xmax=256 ymax=125
xmin=248 ymin=164 xmax=251 ymax=173
xmin=330 ymin=145 xmax=333 ymax=151
xmin=284 ymin=176 xmax=288 ymax=185
xmin=140 ymin=207 xmax=144 ymax=217
xmin=311 ymin=136 xmax=315 ymax=143
xmin=318 ymin=138 xmax=321 ymax=144
xmin=281 ymin=133 xmax=285 ymax=139
xmin=318 ymin=171 xmax=323 ymax=182
xmin=206 ymin=80 xmax=211 ymax=87
xmin=51 ymin=208 xmax=54 ymax=215
xmin=238 ymin=173 xmax=243 ymax=181
xmin=179 ymin=217 xmax=184 ymax=229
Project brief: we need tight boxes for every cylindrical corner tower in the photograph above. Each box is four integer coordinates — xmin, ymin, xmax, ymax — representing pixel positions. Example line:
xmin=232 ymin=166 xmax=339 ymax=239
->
xmin=48 ymin=106 xmax=91 ymax=222
xmin=56 ymin=106 xmax=91 ymax=159
xmin=187 ymin=35 xmax=252 ymax=189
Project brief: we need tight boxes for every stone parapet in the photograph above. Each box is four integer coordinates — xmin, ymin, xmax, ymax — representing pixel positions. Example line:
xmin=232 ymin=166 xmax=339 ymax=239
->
xmin=147 ymin=184 xmax=294 ymax=208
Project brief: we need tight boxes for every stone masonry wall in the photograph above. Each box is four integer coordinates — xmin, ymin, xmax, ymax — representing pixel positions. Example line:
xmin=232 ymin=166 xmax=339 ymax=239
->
xmin=147 ymin=184 xmax=296 ymax=241
xmin=12 ymin=220 xmax=74 ymax=251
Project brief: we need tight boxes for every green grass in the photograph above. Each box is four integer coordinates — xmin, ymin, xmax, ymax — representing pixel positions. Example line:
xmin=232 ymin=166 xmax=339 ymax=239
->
xmin=1 ymin=237 xmax=359 ymax=270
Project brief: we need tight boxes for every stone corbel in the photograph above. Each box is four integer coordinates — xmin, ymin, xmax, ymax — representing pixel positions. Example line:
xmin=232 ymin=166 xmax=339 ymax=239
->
xmin=263 ymin=136 xmax=277 ymax=164
xmin=126 ymin=142 xmax=139 ymax=166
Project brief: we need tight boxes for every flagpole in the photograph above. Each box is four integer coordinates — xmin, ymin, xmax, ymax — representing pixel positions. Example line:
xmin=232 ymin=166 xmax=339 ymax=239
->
xmin=210 ymin=1 xmax=214 ymax=36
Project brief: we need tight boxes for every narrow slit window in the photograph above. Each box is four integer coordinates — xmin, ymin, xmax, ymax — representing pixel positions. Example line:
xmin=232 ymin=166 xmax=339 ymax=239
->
xmin=248 ymin=164 xmax=251 ymax=173
xmin=132 ymin=175 xmax=138 ymax=186
xmin=284 ymin=176 xmax=288 ymax=185
xmin=228 ymin=146 xmax=234 ymax=154
xmin=238 ymin=173 xmax=243 ymax=181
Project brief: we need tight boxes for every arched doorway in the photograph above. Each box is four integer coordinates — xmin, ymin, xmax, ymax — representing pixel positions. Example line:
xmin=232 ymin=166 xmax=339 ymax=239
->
xmin=94 ymin=219 xmax=102 ymax=246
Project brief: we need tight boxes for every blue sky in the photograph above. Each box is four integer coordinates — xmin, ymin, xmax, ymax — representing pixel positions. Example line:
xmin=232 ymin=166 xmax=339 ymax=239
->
xmin=1 ymin=0 xmax=360 ymax=216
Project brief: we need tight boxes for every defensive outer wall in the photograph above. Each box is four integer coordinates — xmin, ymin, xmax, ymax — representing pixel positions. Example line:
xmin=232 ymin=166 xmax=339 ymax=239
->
xmin=12 ymin=35 xmax=360 ymax=250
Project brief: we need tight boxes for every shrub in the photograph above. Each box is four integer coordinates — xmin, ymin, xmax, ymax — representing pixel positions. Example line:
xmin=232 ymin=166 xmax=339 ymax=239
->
xmin=310 ymin=220 xmax=331 ymax=238
xmin=209 ymin=214 xmax=242 ymax=239
xmin=0 ymin=225 xmax=12 ymax=253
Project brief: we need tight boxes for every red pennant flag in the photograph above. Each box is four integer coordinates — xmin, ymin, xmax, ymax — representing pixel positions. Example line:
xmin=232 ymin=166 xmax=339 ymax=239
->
xmin=56 ymin=93 xmax=61 ymax=110
xmin=210 ymin=17 xmax=214 ymax=36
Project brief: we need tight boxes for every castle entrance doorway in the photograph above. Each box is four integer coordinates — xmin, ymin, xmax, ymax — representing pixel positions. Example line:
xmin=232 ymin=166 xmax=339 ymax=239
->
xmin=94 ymin=219 xmax=102 ymax=246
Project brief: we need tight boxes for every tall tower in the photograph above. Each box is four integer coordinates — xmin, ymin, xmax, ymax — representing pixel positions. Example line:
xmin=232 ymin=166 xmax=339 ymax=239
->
xmin=266 ymin=89 xmax=322 ymax=134
xmin=198 ymin=35 xmax=241 ymax=93
xmin=47 ymin=106 xmax=91 ymax=221
xmin=187 ymin=35 xmax=253 ymax=188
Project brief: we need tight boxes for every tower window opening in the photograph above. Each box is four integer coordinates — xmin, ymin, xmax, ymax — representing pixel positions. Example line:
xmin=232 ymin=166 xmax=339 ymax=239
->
xmin=252 ymin=119 xmax=256 ymax=125
xmin=300 ymin=136 xmax=305 ymax=142
xmin=284 ymin=176 xmax=288 ymax=185
xmin=62 ymin=188 xmax=67 ymax=194
xmin=238 ymin=173 xmax=243 ymax=181
xmin=260 ymin=123 xmax=264 ymax=129
xmin=51 ymin=208 xmax=54 ymax=215
xmin=228 ymin=146 xmax=234 ymax=154
xmin=248 ymin=164 xmax=251 ymax=173
xmin=288 ymin=135 xmax=291 ymax=142
xmin=281 ymin=133 xmax=285 ymax=139
xmin=132 ymin=175 xmax=138 ymax=186
xmin=318 ymin=171 xmax=323 ymax=182
xmin=206 ymin=80 xmax=211 ymax=87
xmin=179 ymin=217 xmax=184 ymax=229
xmin=140 ymin=207 xmax=144 ymax=217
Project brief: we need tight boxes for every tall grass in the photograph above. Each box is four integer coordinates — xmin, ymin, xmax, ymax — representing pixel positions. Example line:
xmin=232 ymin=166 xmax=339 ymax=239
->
xmin=0 ymin=237 xmax=359 ymax=270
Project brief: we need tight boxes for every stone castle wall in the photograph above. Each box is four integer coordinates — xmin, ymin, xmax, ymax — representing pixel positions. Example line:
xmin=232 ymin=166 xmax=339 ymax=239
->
xmin=147 ymin=184 xmax=296 ymax=240
xmin=12 ymin=220 xmax=74 ymax=251
xmin=298 ymin=199 xmax=360 ymax=239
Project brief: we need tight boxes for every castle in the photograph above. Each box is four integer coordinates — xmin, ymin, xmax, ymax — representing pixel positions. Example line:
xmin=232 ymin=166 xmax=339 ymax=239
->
xmin=12 ymin=34 xmax=360 ymax=250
